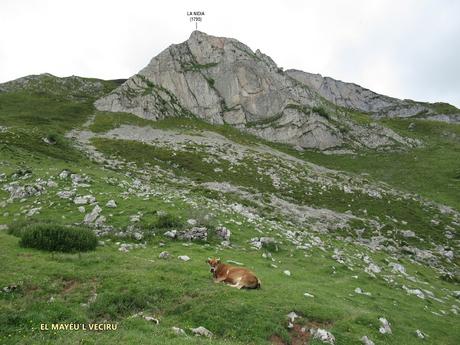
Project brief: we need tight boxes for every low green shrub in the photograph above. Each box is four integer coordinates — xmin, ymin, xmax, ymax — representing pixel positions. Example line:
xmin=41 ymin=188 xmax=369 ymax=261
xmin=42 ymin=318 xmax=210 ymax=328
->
xmin=7 ymin=219 xmax=48 ymax=238
xmin=19 ymin=224 xmax=97 ymax=253
xmin=154 ymin=213 xmax=183 ymax=229
xmin=312 ymin=106 xmax=330 ymax=119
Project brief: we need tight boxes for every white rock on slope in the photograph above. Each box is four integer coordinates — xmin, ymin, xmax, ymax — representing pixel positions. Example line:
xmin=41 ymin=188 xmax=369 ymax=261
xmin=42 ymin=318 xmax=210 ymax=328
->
xmin=84 ymin=205 xmax=102 ymax=224
xmin=378 ymin=317 xmax=392 ymax=334
xmin=190 ymin=326 xmax=212 ymax=337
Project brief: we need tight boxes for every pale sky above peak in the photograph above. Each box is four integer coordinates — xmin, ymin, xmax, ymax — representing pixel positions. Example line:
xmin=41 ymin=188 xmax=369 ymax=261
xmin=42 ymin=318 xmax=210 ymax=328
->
xmin=1 ymin=0 xmax=459 ymax=107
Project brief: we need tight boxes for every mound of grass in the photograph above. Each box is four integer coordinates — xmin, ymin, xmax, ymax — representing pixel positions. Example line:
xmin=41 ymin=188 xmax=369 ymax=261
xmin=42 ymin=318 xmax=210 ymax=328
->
xmin=0 ymin=91 xmax=93 ymax=133
xmin=430 ymin=102 xmax=459 ymax=115
xmin=19 ymin=223 xmax=97 ymax=253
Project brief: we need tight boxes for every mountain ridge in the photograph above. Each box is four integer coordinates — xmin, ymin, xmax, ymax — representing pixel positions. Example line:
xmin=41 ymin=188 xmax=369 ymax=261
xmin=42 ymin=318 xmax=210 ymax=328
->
xmin=97 ymin=31 xmax=455 ymax=152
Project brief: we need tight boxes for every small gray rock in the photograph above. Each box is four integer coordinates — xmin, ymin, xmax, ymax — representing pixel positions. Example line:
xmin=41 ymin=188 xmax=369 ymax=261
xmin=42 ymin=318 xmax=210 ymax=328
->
xmin=190 ymin=326 xmax=212 ymax=337
xmin=159 ymin=251 xmax=170 ymax=259
xmin=106 ymin=199 xmax=117 ymax=208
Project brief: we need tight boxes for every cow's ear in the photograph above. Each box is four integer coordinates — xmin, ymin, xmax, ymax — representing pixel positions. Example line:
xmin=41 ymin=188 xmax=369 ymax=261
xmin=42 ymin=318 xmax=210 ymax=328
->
xmin=206 ymin=257 xmax=211 ymax=264
xmin=217 ymin=258 xmax=221 ymax=263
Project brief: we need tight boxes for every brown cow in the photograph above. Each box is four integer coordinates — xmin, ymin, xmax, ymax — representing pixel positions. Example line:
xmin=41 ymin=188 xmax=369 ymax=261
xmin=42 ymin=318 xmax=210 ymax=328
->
xmin=206 ymin=257 xmax=261 ymax=289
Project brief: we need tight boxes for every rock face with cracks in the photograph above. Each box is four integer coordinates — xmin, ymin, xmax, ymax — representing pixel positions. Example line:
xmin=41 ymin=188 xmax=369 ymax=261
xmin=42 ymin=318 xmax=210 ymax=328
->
xmin=95 ymin=31 xmax=427 ymax=151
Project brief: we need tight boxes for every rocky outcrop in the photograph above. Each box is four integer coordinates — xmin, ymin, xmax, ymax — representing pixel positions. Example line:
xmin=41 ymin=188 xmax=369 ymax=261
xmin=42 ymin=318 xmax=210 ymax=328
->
xmin=286 ymin=69 xmax=460 ymax=122
xmin=95 ymin=31 xmax=428 ymax=151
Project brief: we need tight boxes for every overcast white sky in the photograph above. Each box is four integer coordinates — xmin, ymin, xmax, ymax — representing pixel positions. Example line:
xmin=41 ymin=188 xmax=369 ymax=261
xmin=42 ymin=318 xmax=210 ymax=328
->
xmin=1 ymin=0 xmax=459 ymax=107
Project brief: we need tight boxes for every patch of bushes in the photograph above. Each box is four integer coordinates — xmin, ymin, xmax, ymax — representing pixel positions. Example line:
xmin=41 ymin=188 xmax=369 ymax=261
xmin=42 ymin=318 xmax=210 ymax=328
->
xmin=154 ymin=213 xmax=183 ymax=229
xmin=19 ymin=223 xmax=97 ymax=253
xmin=312 ymin=106 xmax=330 ymax=119
xmin=262 ymin=241 xmax=280 ymax=253
xmin=7 ymin=219 xmax=47 ymax=238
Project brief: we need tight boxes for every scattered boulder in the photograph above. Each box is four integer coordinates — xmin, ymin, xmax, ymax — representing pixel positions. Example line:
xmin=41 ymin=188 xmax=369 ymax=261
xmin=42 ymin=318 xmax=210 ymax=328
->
xmin=78 ymin=206 xmax=85 ymax=213
xmin=250 ymin=237 xmax=276 ymax=249
xmin=304 ymin=292 xmax=315 ymax=298
xmin=389 ymin=262 xmax=407 ymax=275
xmin=178 ymin=255 xmax=190 ymax=262
xmin=215 ymin=226 xmax=231 ymax=241
xmin=106 ymin=200 xmax=117 ymax=208
xmin=400 ymin=230 xmax=416 ymax=238
xmin=354 ymin=287 xmax=371 ymax=296
xmin=361 ymin=335 xmax=375 ymax=345
xmin=378 ymin=317 xmax=392 ymax=334
xmin=132 ymin=232 xmax=143 ymax=241
xmin=172 ymin=327 xmax=186 ymax=336
xmin=84 ymin=205 xmax=102 ymax=224
xmin=159 ymin=251 xmax=170 ymax=259
xmin=59 ymin=170 xmax=70 ymax=179
xmin=415 ymin=329 xmax=426 ymax=339
xmin=46 ymin=180 xmax=58 ymax=188
xmin=164 ymin=230 xmax=177 ymax=239
xmin=186 ymin=219 xmax=197 ymax=226
xmin=365 ymin=263 xmax=381 ymax=276
xmin=284 ymin=270 xmax=291 ymax=276
xmin=177 ymin=227 xmax=207 ymax=241
xmin=26 ymin=207 xmax=41 ymax=217
xmin=287 ymin=312 xmax=299 ymax=323
xmin=5 ymin=183 xmax=43 ymax=200
xmin=42 ymin=136 xmax=56 ymax=145
xmin=2 ymin=284 xmax=18 ymax=293
xmin=130 ymin=214 xmax=141 ymax=223
xmin=118 ymin=242 xmax=146 ymax=252
xmin=311 ymin=328 xmax=335 ymax=344
xmin=71 ymin=174 xmax=87 ymax=184
xmin=190 ymin=326 xmax=212 ymax=338
xmin=57 ymin=190 xmax=76 ymax=199
xmin=403 ymin=285 xmax=425 ymax=299
xmin=73 ymin=195 xmax=96 ymax=205
xmin=144 ymin=316 xmax=159 ymax=324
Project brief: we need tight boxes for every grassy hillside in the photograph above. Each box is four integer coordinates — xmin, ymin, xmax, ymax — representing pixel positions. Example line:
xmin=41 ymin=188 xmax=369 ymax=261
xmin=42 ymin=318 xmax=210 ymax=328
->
xmin=0 ymin=76 xmax=459 ymax=345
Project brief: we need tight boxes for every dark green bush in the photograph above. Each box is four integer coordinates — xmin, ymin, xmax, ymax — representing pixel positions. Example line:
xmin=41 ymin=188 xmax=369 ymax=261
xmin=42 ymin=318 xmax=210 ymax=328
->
xmin=19 ymin=224 xmax=97 ymax=253
xmin=262 ymin=241 xmax=280 ymax=252
xmin=312 ymin=106 xmax=330 ymax=119
xmin=154 ymin=213 xmax=183 ymax=229
xmin=7 ymin=219 xmax=48 ymax=238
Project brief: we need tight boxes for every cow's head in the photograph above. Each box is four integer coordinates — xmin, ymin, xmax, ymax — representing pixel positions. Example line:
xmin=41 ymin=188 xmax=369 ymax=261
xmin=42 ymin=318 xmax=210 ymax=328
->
xmin=206 ymin=257 xmax=221 ymax=273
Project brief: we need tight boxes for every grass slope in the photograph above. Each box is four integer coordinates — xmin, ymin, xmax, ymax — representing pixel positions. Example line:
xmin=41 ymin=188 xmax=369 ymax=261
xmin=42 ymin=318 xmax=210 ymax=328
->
xmin=0 ymin=76 xmax=459 ymax=345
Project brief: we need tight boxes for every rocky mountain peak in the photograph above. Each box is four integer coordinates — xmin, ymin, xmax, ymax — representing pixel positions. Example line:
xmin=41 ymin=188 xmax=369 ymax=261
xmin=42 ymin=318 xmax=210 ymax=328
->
xmin=94 ymin=31 xmax=426 ymax=151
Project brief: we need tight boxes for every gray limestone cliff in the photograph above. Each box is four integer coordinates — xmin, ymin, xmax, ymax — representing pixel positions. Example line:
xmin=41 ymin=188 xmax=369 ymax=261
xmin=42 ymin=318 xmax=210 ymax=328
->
xmin=96 ymin=31 xmax=458 ymax=151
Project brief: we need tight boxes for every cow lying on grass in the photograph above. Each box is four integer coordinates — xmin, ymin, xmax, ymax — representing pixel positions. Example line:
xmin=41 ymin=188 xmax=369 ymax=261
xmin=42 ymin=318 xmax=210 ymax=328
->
xmin=206 ymin=257 xmax=261 ymax=289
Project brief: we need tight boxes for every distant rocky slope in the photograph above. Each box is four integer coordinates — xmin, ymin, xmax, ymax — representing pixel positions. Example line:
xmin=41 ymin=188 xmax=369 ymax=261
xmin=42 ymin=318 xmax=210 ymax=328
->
xmin=0 ymin=73 xmax=119 ymax=102
xmin=95 ymin=31 xmax=434 ymax=152
xmin=286 ymin=69 xmax=460 ymax=123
